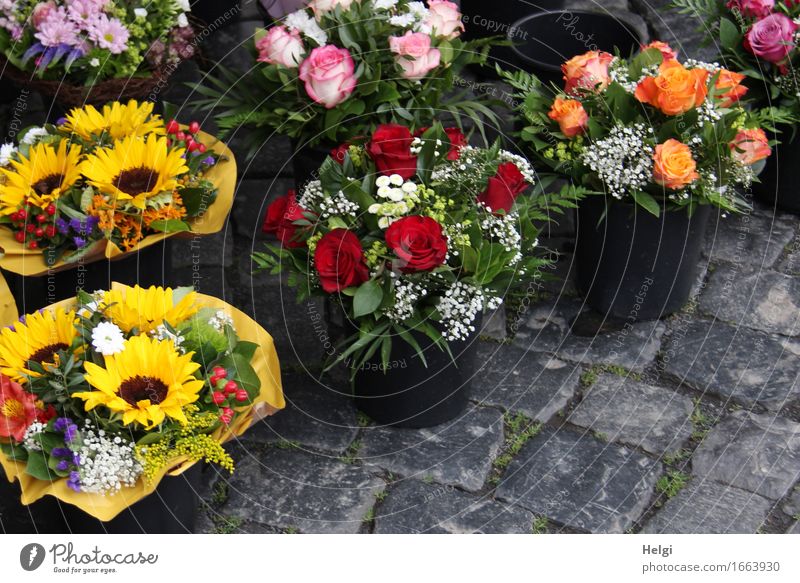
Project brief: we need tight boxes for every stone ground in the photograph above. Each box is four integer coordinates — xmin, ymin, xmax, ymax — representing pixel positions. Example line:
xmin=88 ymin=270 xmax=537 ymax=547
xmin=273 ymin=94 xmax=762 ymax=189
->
xmin=1 ymin=1 xmax=799 ymax=534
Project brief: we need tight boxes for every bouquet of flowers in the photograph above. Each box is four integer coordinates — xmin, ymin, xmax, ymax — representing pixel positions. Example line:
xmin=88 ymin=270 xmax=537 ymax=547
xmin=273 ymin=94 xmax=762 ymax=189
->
xmin=195 ymin=0 xmax=497 ymax=151
xmin=0 ymin=284 xmax=284 ymax=518
xmin=254 ymin=123 xmax=573 ymax=376
xmin=502 ymin=43 xmax=772 ymax=216
xmin=672 ymin=0 xmax=800 ymax=121
xmin=0 ymin=0 xmax=195 ymax=86
xmin=0 ymin=99 xmax=225 ymax=266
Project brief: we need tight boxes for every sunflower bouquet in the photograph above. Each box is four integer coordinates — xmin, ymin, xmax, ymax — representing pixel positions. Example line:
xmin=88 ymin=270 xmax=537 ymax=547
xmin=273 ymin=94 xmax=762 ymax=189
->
xmin=0 ymin=284 xmax=283 ymax=514
xmin=0 ymin=100 xmax=224 ymax=265
xmin=502 ymin=43 xmax=772 ymax=216
xmin=0 ymin=0 xmax=195 ymax=85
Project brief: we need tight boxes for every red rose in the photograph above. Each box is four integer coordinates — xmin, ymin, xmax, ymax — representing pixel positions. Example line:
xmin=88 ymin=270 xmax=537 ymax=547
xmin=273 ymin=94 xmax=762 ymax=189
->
xmin=477 ymin=162 xmax=529 ymax=214
xmin=330 ymin=143 xmax=349 ymax=165
xmin=262 ymin=190 xmax=307 ymax=248
xmin=415 ymin=126 xmax=467 ymax=160
xmin=368 ymin=124 xmax=418 ymax=179
xmin=385 ymin=215 xmax=448 ymax=273
xmin=314 ymin=229 xmax=370 ymax=293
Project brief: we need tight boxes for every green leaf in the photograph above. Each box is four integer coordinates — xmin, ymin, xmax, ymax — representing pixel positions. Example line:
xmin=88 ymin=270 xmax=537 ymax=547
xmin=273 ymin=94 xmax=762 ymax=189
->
xmin=216 ymin=352 xmax=261 ymax=398
xmin=149 ymin=219 xmax=191 ymax=234
xmin=719 ymin=17 xmax=741 ymax=51
xmin=353 ymin=280 xmax=383 ymax=318
xmin=630 ymin=190 xmax=661 ymax=217
xmin=0 ymin=442 xmax=28 ymax=462
xmin=234 ymin=341 xmax=259 ymax=361
xmin=136 ymin=432 xmax=166 ymax=447
xmin=25 ymin=451 xmax=55 ymax=481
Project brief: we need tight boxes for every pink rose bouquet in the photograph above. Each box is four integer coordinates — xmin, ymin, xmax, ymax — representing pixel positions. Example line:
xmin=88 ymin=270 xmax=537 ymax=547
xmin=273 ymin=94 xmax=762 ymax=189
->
xmin=0 ymin=0 xmax=195 ymax=84
xmin=196 ymin=0 xmax=496 ymax=147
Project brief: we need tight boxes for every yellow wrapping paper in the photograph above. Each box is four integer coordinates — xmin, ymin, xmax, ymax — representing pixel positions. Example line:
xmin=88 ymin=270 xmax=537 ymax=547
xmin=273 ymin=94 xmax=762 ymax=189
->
xmin=0 ymin=282 xmax=285 ymax=522
xmin=0 ymin=130 xmax=236 ymax=276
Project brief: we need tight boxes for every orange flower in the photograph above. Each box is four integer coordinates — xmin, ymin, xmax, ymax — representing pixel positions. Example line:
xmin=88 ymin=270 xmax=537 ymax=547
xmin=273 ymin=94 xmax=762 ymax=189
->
xmin=562 ymin=50 xmax=614 ymax=94
xmin=653 ymin=139 xmax=700 ymax=190
xmin=635 ymin=60 xmax=709 ymax=116
xmin=730 ymin=128 xmax=771 ymax=165
xmin=641 ymin=41 xmax=678 ymax=62
xmin=715 ymin=69 xmax=748 ymax=107
xmin=547 ymin=98 xmax=588 ymax=138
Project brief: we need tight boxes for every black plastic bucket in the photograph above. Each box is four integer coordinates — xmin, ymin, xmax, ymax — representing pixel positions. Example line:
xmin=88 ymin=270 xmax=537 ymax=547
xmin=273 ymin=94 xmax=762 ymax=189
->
xmin=2 ymin=240 xmax=174 ymax=314
xmin=351 ymin=317 xmax=481 ymax=428
xmin=190 ymin=0 xmax=242 ymax=29
xmin=461 ymin=0 xmax=564 ymax=78
xmin=510 ymin=10 xmax=646 ymax=90
xmin=61 ymin=465 xmax=203 ymax=534
xmin=752 ymin=128 xmax=800 ymax=214
xmin=575 ymin=197 xmax=710 ymax=321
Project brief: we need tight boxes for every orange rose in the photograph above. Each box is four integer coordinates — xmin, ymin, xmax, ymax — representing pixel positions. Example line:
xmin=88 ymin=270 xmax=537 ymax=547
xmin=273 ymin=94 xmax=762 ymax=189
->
xmin=729 ymin=128 xmax=771 ymax=165
xmin=715 ymin=68 xmax=748 ymax=107
xmin=635 ymin=60 xmax=709 ymax=116
xmin=562 ymin=50 xmax=614 ymax=94
xmin=547 ymin=97 xmax=588 ymax=138
xmin=653 ymin=139 xmax=700 ymax=189
xmin=641 ymin=41 xmax=678 ymax=62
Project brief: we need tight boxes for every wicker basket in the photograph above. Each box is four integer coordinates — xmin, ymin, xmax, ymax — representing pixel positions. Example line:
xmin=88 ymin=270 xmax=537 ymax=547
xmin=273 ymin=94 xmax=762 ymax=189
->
xmin=0 ymin=57 xmax=173 ymax=109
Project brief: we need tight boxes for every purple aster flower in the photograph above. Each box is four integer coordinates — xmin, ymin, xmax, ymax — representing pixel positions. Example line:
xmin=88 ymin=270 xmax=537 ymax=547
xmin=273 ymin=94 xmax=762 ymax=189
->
xmin=56 ymin=460 xmax=70 ymax=472
xmin=55 ymin=117 xmax=66 ymax=126
xmin=88 ymin=14 xmax=129 ymax=54
xmin=53 ymin=417 xmax=73 ymax=432
xmin=202 ymin=156 xmax=216 ymax=166
xmin=73 ymin=236 xmax=86 ymax=248
xmin=67 ymin=471 xmax=81 ymax=492
xmin=51 ymin=447 xmax=71 ymax=458
xmin=55 ymin=218 xmax=69 ymax=234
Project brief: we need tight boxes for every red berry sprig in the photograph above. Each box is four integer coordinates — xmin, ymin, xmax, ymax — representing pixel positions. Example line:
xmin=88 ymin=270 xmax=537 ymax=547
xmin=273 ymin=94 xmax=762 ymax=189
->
xmin=208 ymin=367 xmax=249 ymax=422
xmin=165 ymin=118 xmax=207 ymax=155
xmin=10 ymin=204 xmax=59 ymax=249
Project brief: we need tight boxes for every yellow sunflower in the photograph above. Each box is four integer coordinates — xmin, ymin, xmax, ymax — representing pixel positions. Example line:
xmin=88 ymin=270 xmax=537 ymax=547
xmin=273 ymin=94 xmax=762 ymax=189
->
xmin=101 ymin=285 xmax=198 ymax=334
xmin=80 ymin=134 xmax=188 ymax=209
xmin=0 ymin=308 xmax=79 ymax=382
xmin=0 ymin=140 xmax=83 ymax=215
xmin=60 ymin=100 xmax=166 ymax=141
xmin=75 ymin=335 xmax=203 ymax=428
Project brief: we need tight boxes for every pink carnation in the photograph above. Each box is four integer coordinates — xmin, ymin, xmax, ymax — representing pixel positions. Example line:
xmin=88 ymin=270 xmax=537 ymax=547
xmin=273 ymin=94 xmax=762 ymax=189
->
xmin=88 ymin=14 xmax=129 ymax=54
xmin=66 ymin=0 xmax=104 ymax=27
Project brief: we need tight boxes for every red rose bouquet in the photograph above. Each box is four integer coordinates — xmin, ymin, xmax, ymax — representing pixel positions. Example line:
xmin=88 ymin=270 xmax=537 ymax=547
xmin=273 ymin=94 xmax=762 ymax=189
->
xmin=254 ymin=124 xmax=570 ymax=376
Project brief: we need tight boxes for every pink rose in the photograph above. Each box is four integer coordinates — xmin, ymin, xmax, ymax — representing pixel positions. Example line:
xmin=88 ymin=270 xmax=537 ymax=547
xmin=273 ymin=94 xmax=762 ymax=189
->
xmin=31 ymin=1 xmax=57 ymax=27
xmin=298 ymin=45 xmax=357 ymax=108
xmin=309 ymin=0 xmax=357 ymax=16
xmin=726 ymin=0 xmax=774 ymax=19
xmin=389 ymin=31 xmax=441 ymax=80
xmin=745 ymin=13 xmax=797 ymax=64
xmin=424 ymin=0 xmax=464 ymax=39
xmin=256 ymin=25 xmax=305 ymax=68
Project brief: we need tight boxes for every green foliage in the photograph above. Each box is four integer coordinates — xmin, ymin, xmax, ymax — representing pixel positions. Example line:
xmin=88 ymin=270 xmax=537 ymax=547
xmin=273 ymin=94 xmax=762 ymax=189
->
xmin=656 ymin=470 xmax=690 ymax=502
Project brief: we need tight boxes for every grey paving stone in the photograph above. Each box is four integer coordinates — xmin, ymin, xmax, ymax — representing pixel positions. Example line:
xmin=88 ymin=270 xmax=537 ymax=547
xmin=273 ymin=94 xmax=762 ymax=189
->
xmin=496 ymin=427 xmax=661 ymax=533
xmin=569 ymin=374 xmax=693 ymax=456
xmin=222 ymin=448 xmax=384 ymax=533
xmin=783 ymin=486 xmax=800 ymax=517
xmin=374 ymin=479 xmax=534 ymax=534
xmin=244 ymin=371 xmax=358 ymax=454
xmin=172 ymin=227 xmax=235 ymax=269
xmin=480 ymin=306 xmax=507 ymax=341
xmin=663 ymin=319 xmax=800 ymax=411
xmin=693 ymin=411 xmax=800 ymax=500
xmin=788 ymin=521 xmax=800 ymax=534
xmin=230 ymin=134 xmax=294 ymax=180
xmin=642 ymin=479 xmax=772 ymax=534
xmin=705 ymin=211 xmax=796 ymax=268
xmin=231 ymin=177 xmax=294 ymax=240
xmin=699 ymin=266 xmax=800 ymax=336
xmin=472 ymin=343 xmax=581 ymax=421
xmin=630 ymin=0 xmax=717 ymax=62
xmin=515 ymin=299 xmax=666 ymax=372
xmin=360 ymin=407 xmax=504 ymax=491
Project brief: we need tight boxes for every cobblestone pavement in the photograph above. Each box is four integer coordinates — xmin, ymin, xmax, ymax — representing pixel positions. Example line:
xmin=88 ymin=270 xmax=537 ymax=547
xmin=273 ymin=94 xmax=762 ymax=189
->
xmin=1 ymin=1 xmax=799 ymax=534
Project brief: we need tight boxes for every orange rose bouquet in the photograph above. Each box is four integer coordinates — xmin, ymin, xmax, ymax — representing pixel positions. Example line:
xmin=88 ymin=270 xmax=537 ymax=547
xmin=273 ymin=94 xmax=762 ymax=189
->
xmin=503 ymin=44 xmax=771 ymax=216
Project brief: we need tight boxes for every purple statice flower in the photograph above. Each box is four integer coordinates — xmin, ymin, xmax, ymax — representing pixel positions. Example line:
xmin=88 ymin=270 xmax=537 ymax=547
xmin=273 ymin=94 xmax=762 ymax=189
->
xmin=87 ymin=14 xmax=129 ymax=54
xmin=72 ymin=236 xmax=86 ymax=248
xmin=55 ymin=117 xmax=66 ymax=126
xmin=53 ymin=417 xmax=78 ymax=443
xmin=56 ymin=460 xmax=70 ymax=472
xmin=35 ymin=9 xmax=80 ymax=48
xmin=51 ymin=447 xmax=72 ymax=458
xmin=55 ymin=218 xmax=70 ymax=235
xmin=67 ymin=471 xmax=81 ymax=492
xmin=202 ymin=156 xmax=216 ymax=166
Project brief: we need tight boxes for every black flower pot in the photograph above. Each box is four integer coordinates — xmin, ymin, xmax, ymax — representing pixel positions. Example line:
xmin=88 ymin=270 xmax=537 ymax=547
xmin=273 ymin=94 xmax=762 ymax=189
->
xmin=61 ymin=465 xmax=203 ymax=534
xmin=290 ymin=139 xmax=334 ymax=191
xmin=575 ymin=197 xmax=711 ymax=321
xmin=2 ymin=239 xmax=174 ymax=314
xmin=510 ymin=10 xmax=646 ymax=90
xmin=461 ymin=0 xmax=564 ymax=79
xmin=352 ymin=317 xmax=482 ymax=428
xmin=752 ymin=128 xmax=800 ymax=214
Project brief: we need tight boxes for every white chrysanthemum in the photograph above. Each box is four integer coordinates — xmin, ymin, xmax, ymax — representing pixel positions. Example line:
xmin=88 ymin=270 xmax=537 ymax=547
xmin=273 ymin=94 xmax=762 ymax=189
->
xmin=174 ymin=0 xmax=191 ymax=11
xmin=134 ymin=8 xmax=148 ymax=18
xmin=0 ymin=142 xmax=16 ymax=167
xmin=20 ymin=127 xmax=48 ymax=145
xmin=91 ymin=322 xmax=126 ymax=356
xmin=284 ymin=9 xmax=328 ymax=45
xmin=373 ymin=0 xmax=399 ymax=9
xmin=389 ymin=13 xmax=416 ymax=27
